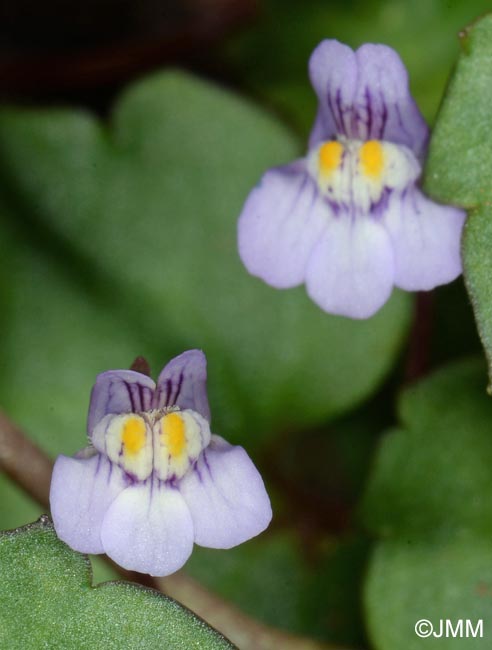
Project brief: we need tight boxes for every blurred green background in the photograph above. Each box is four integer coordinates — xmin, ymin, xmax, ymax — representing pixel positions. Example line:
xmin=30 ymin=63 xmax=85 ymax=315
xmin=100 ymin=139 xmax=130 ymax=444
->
xmin=0 ymin=1 xmax=490 ymax=648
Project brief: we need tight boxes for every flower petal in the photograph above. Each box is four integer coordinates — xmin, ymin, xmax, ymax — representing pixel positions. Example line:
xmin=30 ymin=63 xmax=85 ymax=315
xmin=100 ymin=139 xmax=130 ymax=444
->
xmin=87 ymin=370 xmax=156 ymax=435
xmin=100 ymin=481 xmax=194 ymax=576
xmin=383 ymin=189 xmax=465 ymax=291
xmin=179 ymin=435 xmax=272 ymax=549
xmin=154 ymin=349 xmax=210 ymax=421
xmin=50 ymin=452 xmax=128 ymax=554
xmin=308 ymin=40 xmax=428 ymax=158
xmin=305 ymin=216 xmax=394 ymax=319
xmin=353 ymin=44 xmax=428 ymax=158
xmin=238 ymin=163 xmax=328 ymax=288
xmin=308 ymin=40 xmax=358 ymax=147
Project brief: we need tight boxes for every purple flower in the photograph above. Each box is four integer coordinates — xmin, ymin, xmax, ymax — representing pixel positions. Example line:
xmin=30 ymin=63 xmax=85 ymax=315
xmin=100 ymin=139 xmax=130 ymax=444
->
xmin=50 ymin=350 xmax=272 ymax=576
xmin=238 ymin=40 xmax=466 ymax=319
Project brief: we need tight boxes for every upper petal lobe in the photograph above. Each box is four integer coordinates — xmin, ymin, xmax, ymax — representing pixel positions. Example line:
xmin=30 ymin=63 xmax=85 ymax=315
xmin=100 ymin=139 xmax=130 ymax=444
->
xmin=353 ymin=44 xmax=428 ymax=157
xmin=308 ymin=40 xmax=428 ymax=158
xmin=308 ymin=40 xmax=358 ymax=147
xmin=87 ymin=370 xmax=156 ymax=435
xmin=154 ymin=349 xmax=210 ymax=422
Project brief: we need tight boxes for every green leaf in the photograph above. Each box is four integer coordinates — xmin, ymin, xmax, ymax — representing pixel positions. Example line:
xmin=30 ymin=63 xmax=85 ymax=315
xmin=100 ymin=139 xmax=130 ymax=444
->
xmin=0 ymin=71 xmax=411 ymax=451
xmin=0 ymin=210 xmax=152 ymax=532
xmin=0 ymin=219 xmax=151 ymax=461
xmin=367 ymin=536 xmax=492 ymax=649
xmin=362 ymin=358 xmax=492 ymax=649
xmin=425 ymin=13 xmax=492 ymax=388
xmin=0 ymin=517 xmax=234 ymax=650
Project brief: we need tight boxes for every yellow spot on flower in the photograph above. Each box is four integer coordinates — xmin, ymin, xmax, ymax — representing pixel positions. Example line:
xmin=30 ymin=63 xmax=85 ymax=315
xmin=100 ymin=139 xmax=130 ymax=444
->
xmin=121 ymin=416 xmax=146 ymax=456
xmin=360 ymin=140 xmax=385 ymax=178
xmin=161 ymin=413 xmax=186 ymax=458
xmin=318 ymin=141 xmax=343 ymax=175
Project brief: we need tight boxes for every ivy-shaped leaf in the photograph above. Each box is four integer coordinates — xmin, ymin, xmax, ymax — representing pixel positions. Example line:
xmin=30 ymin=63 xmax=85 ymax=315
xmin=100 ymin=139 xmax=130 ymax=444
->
xmin=425 ymin=13 xmax=492 ymax=388
xmin=362 ymin=359 xmax=492 ymax=649
xmin=0 ymin=71 xmax=411 ymax=453
xmin=0 ymin=517 xmax=234 ymax=650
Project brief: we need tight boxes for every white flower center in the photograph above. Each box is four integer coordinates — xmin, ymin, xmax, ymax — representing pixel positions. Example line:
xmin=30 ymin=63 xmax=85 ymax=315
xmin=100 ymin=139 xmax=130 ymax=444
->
xmin=91 ymin=409 xmax=210 ymax=481
xmin=307 ymin=138 xmax=420 ymax=214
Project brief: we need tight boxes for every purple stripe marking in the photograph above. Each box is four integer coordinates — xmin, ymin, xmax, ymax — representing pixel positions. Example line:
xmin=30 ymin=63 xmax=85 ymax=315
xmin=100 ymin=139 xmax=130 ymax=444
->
xmin=165 ymin=379 xmax=172 ymax=406
xmin=365 ymin=86 xmax=372 ymax=139
xmin=172 ymin=371 xmax=184 ymax=406
xmin=137 ymin=383 xmax=145 ymax=411
xmin=327 ymin=90 xmax=342 ymax=135
xmin=335 ymin=88 xmax=346 ymax=136
xmin=123 ymin=381 xmax=136 ymax=412
xmin=378 ymin=92 xmax=388 ymax=140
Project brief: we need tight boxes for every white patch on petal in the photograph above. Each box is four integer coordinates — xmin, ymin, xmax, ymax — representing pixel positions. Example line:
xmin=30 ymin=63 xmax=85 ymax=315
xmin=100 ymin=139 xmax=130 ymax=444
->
xmin=153 ymin=410 xmax=211 ymax=481
xmin=92 ymin=413 xmax=153 ymax=481
xmin=307 ymin=137 xmax=420 ymax=215
xmin=93 ymin=408 xmax=211 ymax=483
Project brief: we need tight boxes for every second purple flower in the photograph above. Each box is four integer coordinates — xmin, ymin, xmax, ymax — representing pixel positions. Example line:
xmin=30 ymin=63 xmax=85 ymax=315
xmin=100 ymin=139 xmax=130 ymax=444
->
xmin=50 ymin=350 xmax=272 ymax=576
xmin=238 ymin=40 xmax=466 ymax=319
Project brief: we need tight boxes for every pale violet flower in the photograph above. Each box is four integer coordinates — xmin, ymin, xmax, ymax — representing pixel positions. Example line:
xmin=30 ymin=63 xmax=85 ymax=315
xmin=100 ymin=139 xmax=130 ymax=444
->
xmin=50 ymin=350 xmax=272 ymax=576
xmin=238 ymin=40 xmax=466 ymax=319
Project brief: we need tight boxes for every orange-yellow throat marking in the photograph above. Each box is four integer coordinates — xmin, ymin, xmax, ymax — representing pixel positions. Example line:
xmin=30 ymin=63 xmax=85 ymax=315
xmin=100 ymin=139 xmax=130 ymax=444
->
xmin=318 ymin=140 xmax=344 ymax=175
xmin=161 ymin=412 xmax=186 ymax=458
xmin=359 ymin=140 xmax=385 ymax=178
xmin=122 ymin=416 xmax=147 ymax=456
